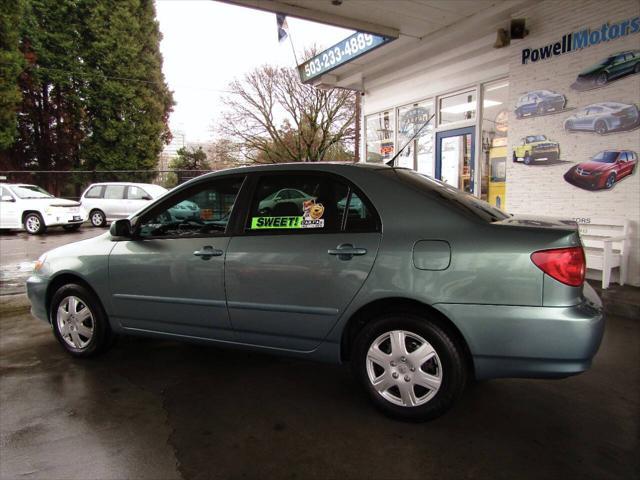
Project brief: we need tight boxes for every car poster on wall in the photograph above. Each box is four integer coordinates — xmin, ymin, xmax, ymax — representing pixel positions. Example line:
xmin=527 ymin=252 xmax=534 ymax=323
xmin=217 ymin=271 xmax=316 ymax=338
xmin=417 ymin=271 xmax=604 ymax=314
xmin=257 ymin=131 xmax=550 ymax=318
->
xmin=514 ymin=90 xmax=568 ymax=119
xmin=564 ymin=150 xmax=638 ymax=190
xmin=512 ymin=134 xmax=561 ymax=165
xmin=563 ymin=102 xmax=640 ymax=135
xmin=571 ymin=50 xmax=640 ymax=91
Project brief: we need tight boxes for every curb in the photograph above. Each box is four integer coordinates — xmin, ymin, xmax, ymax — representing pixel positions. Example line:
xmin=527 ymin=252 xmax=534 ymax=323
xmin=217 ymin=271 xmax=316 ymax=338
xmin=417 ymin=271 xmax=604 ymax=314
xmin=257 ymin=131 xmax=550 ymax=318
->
xmin=0 ymin=294 xmax=31 ymax=316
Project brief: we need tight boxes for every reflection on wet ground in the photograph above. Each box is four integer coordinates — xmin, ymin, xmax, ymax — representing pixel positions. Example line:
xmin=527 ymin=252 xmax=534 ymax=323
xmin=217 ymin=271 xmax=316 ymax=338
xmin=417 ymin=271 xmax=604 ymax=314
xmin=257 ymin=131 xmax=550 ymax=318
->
xmin=0 ymin=227 xmax=103 ymax=295
xmin=1 ymin=310 xmax=638 ymax=480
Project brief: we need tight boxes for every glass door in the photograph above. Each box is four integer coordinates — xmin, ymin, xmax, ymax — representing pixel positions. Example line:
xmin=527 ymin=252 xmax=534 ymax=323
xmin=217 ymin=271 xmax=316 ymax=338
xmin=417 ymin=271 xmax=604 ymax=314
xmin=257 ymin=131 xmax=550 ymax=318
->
xmin=435 ymin=127 xmax=475 ymax=194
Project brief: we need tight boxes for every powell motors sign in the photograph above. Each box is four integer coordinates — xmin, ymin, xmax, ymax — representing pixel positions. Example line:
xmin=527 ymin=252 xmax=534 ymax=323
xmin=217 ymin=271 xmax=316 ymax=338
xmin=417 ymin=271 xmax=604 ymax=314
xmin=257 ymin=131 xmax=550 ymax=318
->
xmin=522 ymin=15 xmax=640 ymax=64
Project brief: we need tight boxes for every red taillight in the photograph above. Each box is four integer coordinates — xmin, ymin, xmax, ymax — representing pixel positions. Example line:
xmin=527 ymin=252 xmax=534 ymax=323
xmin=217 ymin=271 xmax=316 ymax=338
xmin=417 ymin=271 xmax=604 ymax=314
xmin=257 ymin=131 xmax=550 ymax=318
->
xmin=531 ymin=247 xmax=585 ymax=287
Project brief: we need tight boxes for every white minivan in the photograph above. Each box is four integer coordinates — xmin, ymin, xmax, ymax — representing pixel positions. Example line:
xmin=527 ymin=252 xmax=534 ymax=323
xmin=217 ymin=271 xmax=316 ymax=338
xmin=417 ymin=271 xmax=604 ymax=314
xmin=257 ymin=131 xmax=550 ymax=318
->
xmin=80 ymin=182 xmax=168 ymax=227
xmin=0 ymin=183 xmax=87 ymax=234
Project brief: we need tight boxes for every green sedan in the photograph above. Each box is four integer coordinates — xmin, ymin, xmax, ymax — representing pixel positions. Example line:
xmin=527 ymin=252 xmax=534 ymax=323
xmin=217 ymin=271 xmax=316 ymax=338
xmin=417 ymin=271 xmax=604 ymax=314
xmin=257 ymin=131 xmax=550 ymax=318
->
xmin=26 ymin=163 xmax=604 ymax=421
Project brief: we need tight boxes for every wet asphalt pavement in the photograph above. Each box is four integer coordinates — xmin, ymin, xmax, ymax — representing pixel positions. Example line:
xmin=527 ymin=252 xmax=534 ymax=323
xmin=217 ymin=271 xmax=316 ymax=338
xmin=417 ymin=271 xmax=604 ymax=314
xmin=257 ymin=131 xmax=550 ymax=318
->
xmin=0 ymin=226 xmax=104 ymax=295
xmin=1 ymin=308 xmax=638 ymax=480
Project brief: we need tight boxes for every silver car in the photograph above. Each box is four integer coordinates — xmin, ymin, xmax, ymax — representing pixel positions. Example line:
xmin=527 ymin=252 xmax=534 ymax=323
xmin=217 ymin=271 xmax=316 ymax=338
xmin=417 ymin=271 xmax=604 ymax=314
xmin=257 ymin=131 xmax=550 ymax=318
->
xmin=80 ymin=182 xmax=167 ymax=227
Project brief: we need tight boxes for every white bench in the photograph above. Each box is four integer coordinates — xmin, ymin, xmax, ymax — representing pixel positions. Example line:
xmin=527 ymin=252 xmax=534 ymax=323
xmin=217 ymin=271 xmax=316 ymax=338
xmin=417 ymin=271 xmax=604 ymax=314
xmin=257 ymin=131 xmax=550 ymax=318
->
xmin=578 ymin=218 xmax=630 ymax=289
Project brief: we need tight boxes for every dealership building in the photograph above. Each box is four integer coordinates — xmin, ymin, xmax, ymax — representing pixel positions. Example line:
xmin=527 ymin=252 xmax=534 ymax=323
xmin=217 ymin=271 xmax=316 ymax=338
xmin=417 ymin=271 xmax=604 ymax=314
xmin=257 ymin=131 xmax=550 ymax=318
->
xmin=227 ymin=0 xmax=640 ymax=286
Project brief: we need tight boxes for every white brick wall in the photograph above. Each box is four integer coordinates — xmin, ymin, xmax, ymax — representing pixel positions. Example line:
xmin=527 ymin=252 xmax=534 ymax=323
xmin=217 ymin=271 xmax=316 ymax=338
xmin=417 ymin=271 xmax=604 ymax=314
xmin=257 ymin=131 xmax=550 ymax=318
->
xmin=507 ymin=0 xmax=640 ymax=285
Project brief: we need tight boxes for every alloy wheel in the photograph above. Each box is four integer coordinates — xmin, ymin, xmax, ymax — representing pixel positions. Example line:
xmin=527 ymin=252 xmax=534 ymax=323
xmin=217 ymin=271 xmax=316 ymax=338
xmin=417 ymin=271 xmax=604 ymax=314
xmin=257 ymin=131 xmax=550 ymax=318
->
xmin=366 ymin=330 xmax=443 ymax=407
xmin=56 ymin=296 xmax=95 ymax=349
xmin=25 ymin=215 xmax=41 ymax=234
xmin=595 ymin=121 xmax=608 ymax=135
xmin=605 ymin=174 xmax=616 ymax=189
xmin=91 ymin=211 xmax=105 ymax=227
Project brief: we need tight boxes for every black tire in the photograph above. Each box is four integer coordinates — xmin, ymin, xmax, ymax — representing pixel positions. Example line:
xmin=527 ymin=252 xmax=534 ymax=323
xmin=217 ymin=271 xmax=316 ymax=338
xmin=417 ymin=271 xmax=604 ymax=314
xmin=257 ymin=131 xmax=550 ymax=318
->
xmin=605 ymin=173 xmax=616 ymax=189
xmin=524 ymin=153 xmax=532 ymax=165
xmin=595 ymin=120 xmax=608 ymax=135
xmin=537 ymin=103 xmax=545 ymax=115
xmin=90 ymin=209 xmax=106 ymax=227
xmin=352 ymin=312 xmax=467 ymax=422
xmin=23 ymin=212 xmax=46 ymax=235
xmin=512 ymin=153 xmax=518 ymax=163
xmin=63 ymin=224 xmax=82 ymax=232
xmin=50 ymin=283 xmax=114 ymax=358
xmin=634 ymin=62 xmax=640 ymax=74
xmin=596 ymin=71 xmax=608 ymax=86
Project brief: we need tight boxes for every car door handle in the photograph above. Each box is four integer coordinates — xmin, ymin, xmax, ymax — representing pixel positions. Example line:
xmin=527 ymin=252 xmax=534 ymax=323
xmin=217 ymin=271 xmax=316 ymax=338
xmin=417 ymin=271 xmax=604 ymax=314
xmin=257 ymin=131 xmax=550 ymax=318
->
xmin=328 ymin=243 xmax=367 ymax=261
xmin=193 ymin=246 xmax=223 ymax=259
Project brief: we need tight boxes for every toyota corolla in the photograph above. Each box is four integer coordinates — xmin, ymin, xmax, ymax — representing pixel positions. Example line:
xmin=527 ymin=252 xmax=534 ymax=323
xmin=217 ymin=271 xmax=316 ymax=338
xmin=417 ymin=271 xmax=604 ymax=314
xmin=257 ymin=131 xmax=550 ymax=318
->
xmin=26 ymin=163 xmax=604 ymax=421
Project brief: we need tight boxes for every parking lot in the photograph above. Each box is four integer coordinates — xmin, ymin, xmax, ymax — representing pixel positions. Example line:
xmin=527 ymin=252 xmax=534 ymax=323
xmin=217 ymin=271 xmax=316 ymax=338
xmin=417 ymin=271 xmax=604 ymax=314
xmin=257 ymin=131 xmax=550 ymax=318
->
xmin=1 ymin=303 xmax=638 ymax=479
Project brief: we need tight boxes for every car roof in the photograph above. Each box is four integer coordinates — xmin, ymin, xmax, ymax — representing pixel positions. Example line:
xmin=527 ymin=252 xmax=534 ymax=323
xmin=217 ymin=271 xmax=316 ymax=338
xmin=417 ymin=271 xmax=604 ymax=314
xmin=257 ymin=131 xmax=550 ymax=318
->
xmin=86 ymin=182 xmax=160 ymax=187
xmin=587 ymin=102 xmax=628 ymax=109
xmin=0 ymin=183 xmax=38 ymax=187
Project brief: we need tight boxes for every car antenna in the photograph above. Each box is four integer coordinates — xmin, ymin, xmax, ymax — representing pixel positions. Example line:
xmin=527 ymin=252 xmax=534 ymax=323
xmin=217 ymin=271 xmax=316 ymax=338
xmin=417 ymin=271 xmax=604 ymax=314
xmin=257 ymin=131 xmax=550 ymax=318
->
xmin=385 ymin=112 xmax=436 ymax=167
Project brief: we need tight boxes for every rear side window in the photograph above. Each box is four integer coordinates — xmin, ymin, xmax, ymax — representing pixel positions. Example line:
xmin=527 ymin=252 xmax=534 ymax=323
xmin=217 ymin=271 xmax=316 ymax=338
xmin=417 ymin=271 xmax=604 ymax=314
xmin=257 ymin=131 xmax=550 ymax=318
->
xmin=104 ymin=185 xmax=125 ymax=199
xmin=339 ymin=191 xmax=378 ymax=232
xmin=390 ymin=168 xmax=509 ymax=223
xmin=85 ymin=185 xmax=104 ymax=199
xmin=127 ymin=186 xmax=150 ymax=200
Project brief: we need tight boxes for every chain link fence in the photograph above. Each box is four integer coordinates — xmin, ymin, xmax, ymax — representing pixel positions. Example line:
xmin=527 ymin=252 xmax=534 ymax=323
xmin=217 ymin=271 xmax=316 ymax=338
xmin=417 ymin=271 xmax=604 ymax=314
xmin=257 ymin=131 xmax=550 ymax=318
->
xmin=0 ymin=170 xmax=212 ymax=200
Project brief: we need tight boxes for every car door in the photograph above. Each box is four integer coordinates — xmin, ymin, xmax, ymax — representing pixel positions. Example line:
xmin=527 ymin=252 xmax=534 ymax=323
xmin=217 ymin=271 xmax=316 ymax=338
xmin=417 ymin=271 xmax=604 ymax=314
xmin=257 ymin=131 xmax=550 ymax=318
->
xmin=0 ymin=186 xmax=20 ymax=228
xmin=102 ymin=184 xmax=128 ymax=219
xmin=108 ymin=175 xmax=245 ymax=340
xmin=224 ymin=172 xmax=382 ymax=351
xmin=125 ymin=185 xmax=152 ymax=216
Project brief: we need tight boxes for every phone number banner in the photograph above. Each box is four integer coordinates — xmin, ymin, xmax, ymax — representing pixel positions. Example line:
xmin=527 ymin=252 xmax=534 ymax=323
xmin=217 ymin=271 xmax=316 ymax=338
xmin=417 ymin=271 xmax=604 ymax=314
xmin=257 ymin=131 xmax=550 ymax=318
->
xmin=298 ymin=32 xmax=392 ymax=83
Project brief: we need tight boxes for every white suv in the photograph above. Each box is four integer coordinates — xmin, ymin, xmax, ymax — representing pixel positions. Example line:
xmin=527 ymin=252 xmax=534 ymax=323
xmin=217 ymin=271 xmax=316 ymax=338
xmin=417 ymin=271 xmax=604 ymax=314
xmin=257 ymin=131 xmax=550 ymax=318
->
xmin=80 ymin=182 xmax=168 ymax=227
xmin=0 ymin=183 xmax=87 ymax=235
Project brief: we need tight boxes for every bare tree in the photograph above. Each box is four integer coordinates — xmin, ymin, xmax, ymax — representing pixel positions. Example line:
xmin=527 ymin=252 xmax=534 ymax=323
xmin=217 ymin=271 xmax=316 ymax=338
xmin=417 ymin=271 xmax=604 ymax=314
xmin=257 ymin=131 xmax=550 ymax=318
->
xmin=219 ymin=60 xmax=355 ymax=164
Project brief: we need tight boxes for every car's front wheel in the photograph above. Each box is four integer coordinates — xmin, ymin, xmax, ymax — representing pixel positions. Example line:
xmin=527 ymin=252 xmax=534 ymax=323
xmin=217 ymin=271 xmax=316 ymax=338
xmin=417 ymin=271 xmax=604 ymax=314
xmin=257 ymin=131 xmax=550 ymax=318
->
xmin=50 ymin=283 xmax=114 ymax=357
xmin=605 ymin=173 xmax=616 ymax=189
xmin=23 ymin=212 xmax=46 ymax=235
xmin=524 ymin=153 xmax=532 ymax=165
xmin=90 ymin=209 xmax=107 ymax=227
xmin=352 ymin=313 xmax=467 ymax=422
xmin=596 ymin=72 xmax=608 ymax=86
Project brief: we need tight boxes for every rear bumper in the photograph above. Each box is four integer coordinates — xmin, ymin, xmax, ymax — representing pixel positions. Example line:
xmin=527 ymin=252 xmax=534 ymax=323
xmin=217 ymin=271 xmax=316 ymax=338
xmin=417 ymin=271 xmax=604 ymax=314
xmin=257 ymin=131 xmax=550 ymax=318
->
xmin=43 ymin=210 xmax=87 ymax=227
xmin=435 ymin=285 xmax=605 ymax=380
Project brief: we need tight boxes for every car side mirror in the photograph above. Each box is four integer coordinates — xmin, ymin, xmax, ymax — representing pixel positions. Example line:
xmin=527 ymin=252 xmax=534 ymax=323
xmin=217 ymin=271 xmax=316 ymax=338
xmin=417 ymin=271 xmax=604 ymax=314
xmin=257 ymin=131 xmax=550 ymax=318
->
xmin=141 ymin=195 xmax=152 ymax=201
xmin=1 ymin=195 xmax=15 ymax=202
xmin=110 ymin=219 xmax=132 ymax=239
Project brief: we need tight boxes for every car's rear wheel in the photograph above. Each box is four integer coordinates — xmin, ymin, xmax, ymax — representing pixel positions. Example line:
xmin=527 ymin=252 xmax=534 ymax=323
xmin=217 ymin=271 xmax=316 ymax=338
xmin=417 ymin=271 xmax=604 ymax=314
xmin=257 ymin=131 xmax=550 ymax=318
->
xmin=605 ymin=173 xmax=616 ymax=189
xmin=90 ymin=209 xmax=106 ymax=227
xmin=23 ymin=212 xmax=46 ymax=235
xmin=63 ymin=224 xmax=81 ymax=232
xmin=634 ymin=63 xmax=640 ymax=74
xmin=595 ymin=120 xmax=608 ymax=135
xmin=596 ymin=72 xmax=608 ymax=86
xmin=352 ymin=313 xmax=467 ymax=422
xmin=50 ymin=283 xmax=114 ymax=357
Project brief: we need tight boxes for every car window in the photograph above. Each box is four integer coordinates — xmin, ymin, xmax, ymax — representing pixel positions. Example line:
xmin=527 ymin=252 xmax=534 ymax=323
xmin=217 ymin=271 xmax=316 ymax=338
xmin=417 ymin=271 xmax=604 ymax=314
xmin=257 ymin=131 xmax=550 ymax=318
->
xmin=127 ymin=185 xmax=150 ymax=200
xmin=11 ymin=185 xmax=53 ymax=199
xmin=339 ymin=191 xmax=378 ymax=232
xmin=619 ymin=152 xmax=628 ymax=162
xmin=104 ymin=185 xmax=126 ymax=199
xmin=85 ymin=185 xmax=104 ymax=199
xmin=0 ymin=186 xmax=14 ymax=200
xmin=246 ymin=174 xmax=348 ymax=233
xmin=588 ymin=107 xmax=603 ymax=114
xmin=138 ymin=177 xmax=242 ymax=239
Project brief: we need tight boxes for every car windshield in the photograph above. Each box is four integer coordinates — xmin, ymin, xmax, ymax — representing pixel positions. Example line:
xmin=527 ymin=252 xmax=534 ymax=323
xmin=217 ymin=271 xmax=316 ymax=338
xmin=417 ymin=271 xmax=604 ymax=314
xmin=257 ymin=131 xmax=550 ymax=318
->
xmin=592 ymin=151 xmax=619 ymax=163
xmin=526 ymin=135 xmax=547 ymax=142
xmin=11 ymin=185 xmax=54 ymax=199
xmin=390 ymin=169 xmax=510 ymax=223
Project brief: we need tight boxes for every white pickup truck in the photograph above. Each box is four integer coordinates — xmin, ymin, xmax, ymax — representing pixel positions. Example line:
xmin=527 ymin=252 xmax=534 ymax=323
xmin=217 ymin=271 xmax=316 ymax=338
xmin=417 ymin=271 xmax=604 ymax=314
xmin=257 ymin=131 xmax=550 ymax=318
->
xmin=0 ymin=183 xmax=88 ymax=234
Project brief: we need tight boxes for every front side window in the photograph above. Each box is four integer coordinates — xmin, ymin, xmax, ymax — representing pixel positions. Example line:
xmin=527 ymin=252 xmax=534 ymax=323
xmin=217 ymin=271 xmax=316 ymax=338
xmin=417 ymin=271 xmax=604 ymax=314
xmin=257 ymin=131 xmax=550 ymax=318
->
xmin=104 ymin=185 xmax=126 ymax=199
xmin=138 ymin=177 xmax=242 ymax=238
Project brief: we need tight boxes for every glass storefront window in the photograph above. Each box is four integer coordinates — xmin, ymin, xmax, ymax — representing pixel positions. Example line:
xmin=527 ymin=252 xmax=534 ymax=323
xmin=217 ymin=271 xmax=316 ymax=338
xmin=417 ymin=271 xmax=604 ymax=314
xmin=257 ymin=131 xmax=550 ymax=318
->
xmin=481 ymin=80 xmax=509 ymax=209
xmin=397 ymin=101 xmax=434 ymax=175
xmin=439 ymin=90 xmax=477 ymax=125
xmin=365 ymin=110 xmax=395 ymax=163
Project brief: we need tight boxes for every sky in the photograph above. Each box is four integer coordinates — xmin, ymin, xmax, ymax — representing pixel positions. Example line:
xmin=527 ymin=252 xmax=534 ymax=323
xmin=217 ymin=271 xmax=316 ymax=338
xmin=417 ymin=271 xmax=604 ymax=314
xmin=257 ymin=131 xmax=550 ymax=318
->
xmin=155 ymin=0 xmax=354 ymax=143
